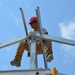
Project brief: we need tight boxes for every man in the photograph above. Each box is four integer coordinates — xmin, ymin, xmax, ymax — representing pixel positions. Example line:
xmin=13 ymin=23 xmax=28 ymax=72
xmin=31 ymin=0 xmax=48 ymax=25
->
xmin=10 ymin=16 xmax=53 ymax=67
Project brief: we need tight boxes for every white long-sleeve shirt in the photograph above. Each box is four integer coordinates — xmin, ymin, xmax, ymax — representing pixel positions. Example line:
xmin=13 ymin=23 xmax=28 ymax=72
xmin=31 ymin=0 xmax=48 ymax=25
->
xmin=28 ymin=28 xmax=48 ymax=34
xmin=28 ymin=28 xmax=48 ymax=41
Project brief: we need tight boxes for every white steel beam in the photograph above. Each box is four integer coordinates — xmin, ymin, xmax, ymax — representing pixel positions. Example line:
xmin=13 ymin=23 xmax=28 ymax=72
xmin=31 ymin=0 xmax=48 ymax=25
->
xmin=36 ymin=33 xmax=75 ymax=46
xmin=0 ymin=35 xmax=28 ymax=48
xmin=20 ymin=8 xmax=28 ymax=35
xmin=36 ymin=6 xmax=48 ymax=68
xmin=20 ymin=8 xmax=31 ymax=50
xmin=0 ymin=69 xmax=66 ymax=75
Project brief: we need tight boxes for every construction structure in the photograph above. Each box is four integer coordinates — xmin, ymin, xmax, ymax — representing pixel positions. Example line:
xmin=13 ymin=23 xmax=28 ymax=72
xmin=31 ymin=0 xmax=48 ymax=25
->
xmin=0 ymin=6 xmax=75 ymax=75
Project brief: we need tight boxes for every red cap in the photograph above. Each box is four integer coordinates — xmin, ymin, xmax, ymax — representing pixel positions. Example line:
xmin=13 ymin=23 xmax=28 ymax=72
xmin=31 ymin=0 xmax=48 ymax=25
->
xmin=29 ymin=16 xmax=37 ymax=24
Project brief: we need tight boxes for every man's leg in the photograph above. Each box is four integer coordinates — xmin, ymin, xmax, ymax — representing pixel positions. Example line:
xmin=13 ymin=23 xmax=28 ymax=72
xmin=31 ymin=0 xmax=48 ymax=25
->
xmin=36 ymin=40 xmax=53 ymax=62
xmin=10 ymin=41 xmax=29 ymax=67
xmin=43 ymin=40 xmax=53 ymax=62
xmin=36 ymin=41 xmax=42 ymax=54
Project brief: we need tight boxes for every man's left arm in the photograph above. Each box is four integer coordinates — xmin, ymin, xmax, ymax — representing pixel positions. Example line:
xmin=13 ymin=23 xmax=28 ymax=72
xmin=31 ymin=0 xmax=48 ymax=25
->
xmin=42 ymin=28 xmax=48 ymax=35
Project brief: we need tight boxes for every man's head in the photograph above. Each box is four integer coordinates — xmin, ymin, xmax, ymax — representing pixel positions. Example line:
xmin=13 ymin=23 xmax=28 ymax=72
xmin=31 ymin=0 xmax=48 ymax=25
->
xmin=29 ymin=16 xmax=38 ymax=31
xmin=29 ymin=16 xmax=37 ymax=24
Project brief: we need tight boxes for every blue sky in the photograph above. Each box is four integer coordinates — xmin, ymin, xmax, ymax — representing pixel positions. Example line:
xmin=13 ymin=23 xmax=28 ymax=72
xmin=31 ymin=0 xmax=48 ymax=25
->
xmin=0 ymin=0 xmax=75 ymax=75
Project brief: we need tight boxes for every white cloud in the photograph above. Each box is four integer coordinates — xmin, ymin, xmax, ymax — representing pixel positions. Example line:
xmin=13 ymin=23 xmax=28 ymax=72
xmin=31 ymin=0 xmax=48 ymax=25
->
xmin=59 ymin=18 xmax=75 ymax=64
xmin=59 ymin=19 xmax=75 ymax=39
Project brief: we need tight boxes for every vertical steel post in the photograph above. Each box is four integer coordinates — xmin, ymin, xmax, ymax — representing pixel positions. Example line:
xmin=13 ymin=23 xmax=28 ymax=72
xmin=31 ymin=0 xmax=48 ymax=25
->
xmin=36 ymin=6 xmax=48 ymax=68
xmin=30 ymin=33 xmax=37 ymax=69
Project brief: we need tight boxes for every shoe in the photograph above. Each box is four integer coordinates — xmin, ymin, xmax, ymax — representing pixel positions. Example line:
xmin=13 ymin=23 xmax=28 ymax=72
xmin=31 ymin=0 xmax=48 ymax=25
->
xmin=46 ymin=54 xmax=53 ymax=62
xmin=27 ymin=52 xmax=30 ymax=57
xmin=10 ymin=59 xmax=21 ymax=67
